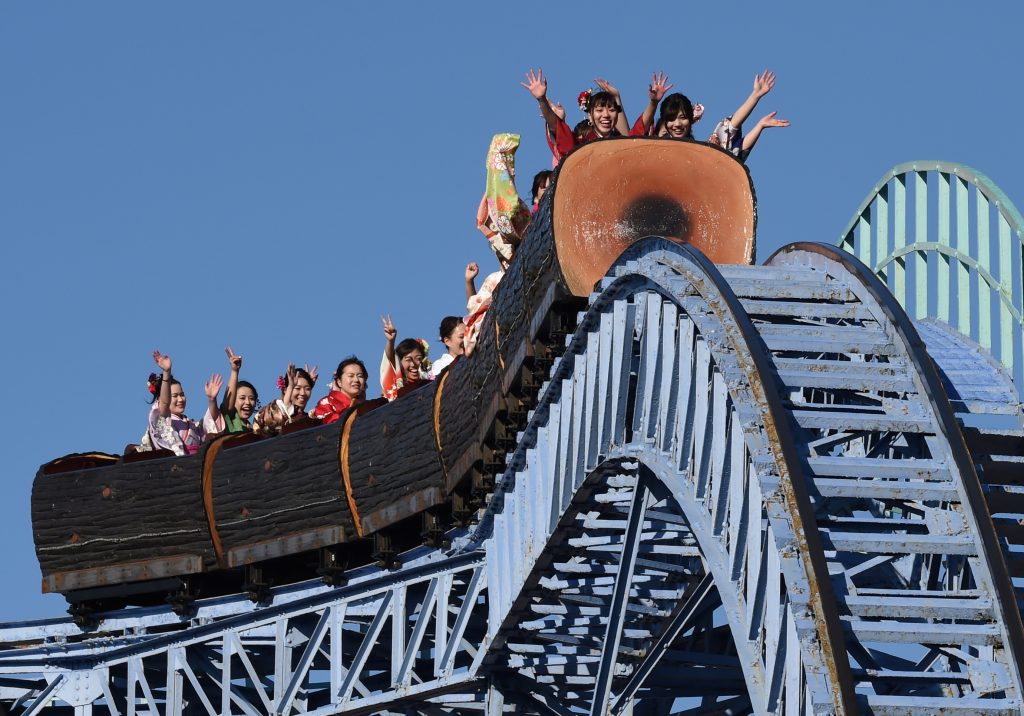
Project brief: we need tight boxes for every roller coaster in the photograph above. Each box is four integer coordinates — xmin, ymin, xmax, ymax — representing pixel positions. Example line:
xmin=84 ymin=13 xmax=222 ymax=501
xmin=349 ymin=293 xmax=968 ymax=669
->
xmin=4 ymin=140 xmax=1024 ymax=714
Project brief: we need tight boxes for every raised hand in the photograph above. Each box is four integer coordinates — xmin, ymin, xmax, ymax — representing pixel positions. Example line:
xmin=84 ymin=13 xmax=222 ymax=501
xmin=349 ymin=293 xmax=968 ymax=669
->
xmin=305 ymin=363 xmax=319 ymax=384
xmin=648 ymin=71 xmax=673 ymax=103
xmin=521 ymin=68 xmax=548 ymax=100
xmin=594 ymin=77 xmax=620 ymax=98
xmin=152 ymin=350 xmax=172 ymax=373
xmin=758 ymin=111 xmax=790 ymax=128
xmin=225 ymin=346 xmax=242 ymax=371
xmin=286 ymin=363 xmax=297 ymax=387
xmin=204 ymin=373 xmax=223 ymax=399
xmin=549 ymin=99 xmax=566 ymax=121
xmin=753 ymin=70 xmax=777 ymax=98
xmin=466 ymin=262 xmax=479 ymax=281
xmin=382 ymin=314 xmax=397 ymax=342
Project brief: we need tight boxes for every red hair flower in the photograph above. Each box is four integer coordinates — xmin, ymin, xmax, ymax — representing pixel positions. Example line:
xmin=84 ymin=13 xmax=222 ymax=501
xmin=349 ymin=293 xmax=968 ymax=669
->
xmin=277 ymin=375 xmax=287 ymax=392
xmin=146 ymin=373 xmax=158 ymax=395
xmin=577 ymin=89 xmax=593 ymax=113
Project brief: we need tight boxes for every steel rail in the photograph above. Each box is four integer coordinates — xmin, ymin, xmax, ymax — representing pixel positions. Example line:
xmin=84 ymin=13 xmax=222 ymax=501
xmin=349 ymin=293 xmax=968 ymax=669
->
xmin=839 ymin=160 xmax=1024 ymax=250
xmin=770 ymin=240 xmax=1024 ymax=701
xmin=654 ymin=240 xmax=858 ymax=715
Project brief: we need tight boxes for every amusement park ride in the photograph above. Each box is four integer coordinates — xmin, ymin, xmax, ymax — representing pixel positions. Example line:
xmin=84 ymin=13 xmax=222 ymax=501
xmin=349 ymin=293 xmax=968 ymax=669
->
xmin=3 ymin=138 xmax=1024 ymax=714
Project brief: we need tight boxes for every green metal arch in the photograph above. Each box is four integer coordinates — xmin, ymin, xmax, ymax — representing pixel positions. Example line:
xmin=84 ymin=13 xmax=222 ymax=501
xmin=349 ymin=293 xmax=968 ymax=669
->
xmin=840 ymin=161 xmax=1024 ymax=242
xmin=838 ymin=160 xmax=1024 ymax=392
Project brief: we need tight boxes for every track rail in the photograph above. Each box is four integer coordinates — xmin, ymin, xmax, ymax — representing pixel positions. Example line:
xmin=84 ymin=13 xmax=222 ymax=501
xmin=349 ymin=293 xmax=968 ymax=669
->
xmin=2 ymin=240 xmax=1022 ymax=714
xmin=838 ymin=161 xmax=1024 ymax=391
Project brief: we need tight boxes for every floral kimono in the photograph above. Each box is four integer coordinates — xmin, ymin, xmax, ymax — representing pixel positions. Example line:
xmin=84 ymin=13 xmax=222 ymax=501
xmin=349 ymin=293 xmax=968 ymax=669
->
xmin=147 ymin=405 xmax=224 ymax=456
xmin=481 ymin=133 xmax=532 ymax=269
xmin=464 ymin=269 xmax=504 ymax=355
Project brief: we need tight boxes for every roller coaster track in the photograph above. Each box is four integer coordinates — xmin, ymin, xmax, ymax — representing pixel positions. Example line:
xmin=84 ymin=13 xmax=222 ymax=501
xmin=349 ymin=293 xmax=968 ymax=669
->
xmin=838 ymin=161 xmax=1024 ymax=392
xmin=3 ymin=238 xmax=1024 ymax=714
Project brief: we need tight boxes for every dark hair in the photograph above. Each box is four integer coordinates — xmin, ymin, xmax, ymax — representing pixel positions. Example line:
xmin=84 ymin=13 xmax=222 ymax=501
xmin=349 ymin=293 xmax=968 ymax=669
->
xmin=587 ymin=91 xmax=618 ymax=113
xmin=658 ymin=93 xmax=695 ymax=126
xmin=282 ymin=368 xmax=315 ymax=395
xmin=439 ymin=316 xmax=463 ymax=341
xmin=236 ymin=380 xmax=259 ymax=402
xmin=531 ymin=170 xmax=553 ymax=205
xmin=396 ymin=338 xmax=425 ymax=360
xmin=334 ymin=356 xmax=367 ymax=379
xmin=148 ymin=374 xmax=181 ymax=404
xmin=573 ymin=119 xmax=591 ymax=140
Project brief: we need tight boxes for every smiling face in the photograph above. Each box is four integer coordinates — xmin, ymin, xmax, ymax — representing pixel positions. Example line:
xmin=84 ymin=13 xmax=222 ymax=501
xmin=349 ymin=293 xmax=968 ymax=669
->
xmin=292 ymin=376 xmax=312 ymax=410
xmin=336 ymin=364 xmax=367 ymax=400
xmin=664 ymin=111 xmax=692 ymax=139
xmin=169 ymin=382 xmax=186 ymax=416
xmin=443 ymin=322 xmax=467 ymax=357
xmin=400 ymin=350 xmax=425 ymax=383
xmin=589 ymin=103 xmax=617 ymax=137
xmin=235 ymin=385 xmax=257 ymax=421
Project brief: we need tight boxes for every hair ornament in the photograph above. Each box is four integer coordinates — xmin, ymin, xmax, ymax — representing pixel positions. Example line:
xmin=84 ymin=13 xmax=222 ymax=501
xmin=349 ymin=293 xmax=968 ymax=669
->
xmin=277 ymin=375 xmax=287 ymax=392
xmin=577 ymin=89 xmax=593 ymax=112
xmin=147 ymin=373 xmax=159 ymax=395
xmin=416 ymin=339 xmax=432 ymax=371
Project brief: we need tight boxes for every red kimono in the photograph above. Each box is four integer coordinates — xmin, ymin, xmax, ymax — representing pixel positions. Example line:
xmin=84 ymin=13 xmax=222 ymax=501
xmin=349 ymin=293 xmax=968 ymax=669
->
xmin=545 ymin=115 xmax=649 ymax=163
xmin=310 ymin=390 xmax=357 ymax=425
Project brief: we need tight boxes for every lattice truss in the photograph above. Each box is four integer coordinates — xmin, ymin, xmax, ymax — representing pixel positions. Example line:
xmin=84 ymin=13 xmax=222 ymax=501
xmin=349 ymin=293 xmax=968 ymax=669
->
xmin=1 ymin=239 xmax=1023 ymax=715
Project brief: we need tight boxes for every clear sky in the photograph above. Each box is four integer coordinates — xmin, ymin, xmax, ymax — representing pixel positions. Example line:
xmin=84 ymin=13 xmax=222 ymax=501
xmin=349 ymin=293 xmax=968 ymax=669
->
xmin=2 ymin=2 xmax=1022 ymax=622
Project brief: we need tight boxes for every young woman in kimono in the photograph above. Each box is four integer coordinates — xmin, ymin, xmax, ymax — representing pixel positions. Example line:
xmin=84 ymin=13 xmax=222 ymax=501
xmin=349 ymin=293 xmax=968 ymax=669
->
xmin=146 ymin=350 xmax=224 ymax=455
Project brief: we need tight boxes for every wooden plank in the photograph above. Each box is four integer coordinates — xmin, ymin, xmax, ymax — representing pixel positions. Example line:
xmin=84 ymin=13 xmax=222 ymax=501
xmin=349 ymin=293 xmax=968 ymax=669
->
xmin=32 ymin=451 xmax=214 ymax=577
xmin=212 ymin=419 xmax=356 ymax=552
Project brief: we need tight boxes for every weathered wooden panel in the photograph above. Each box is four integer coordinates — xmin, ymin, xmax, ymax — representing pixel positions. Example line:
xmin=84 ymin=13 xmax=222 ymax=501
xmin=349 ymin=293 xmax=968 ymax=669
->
xmin=346 ymin=382 xmax=444 ymax=534
xmin=211 ymin=419 xmax=355 ymax=565
xmin=32 ymin=452 xmax=213 ymax=578
xmin=436 ymin=358 xmax=483 ymax=489
xmin=30 ymin=139 xmax=745 ymax=595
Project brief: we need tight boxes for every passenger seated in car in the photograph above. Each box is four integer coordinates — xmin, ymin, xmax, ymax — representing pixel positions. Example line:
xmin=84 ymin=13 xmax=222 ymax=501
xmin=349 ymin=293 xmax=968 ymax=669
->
xmin=708 ymin=70 xmax=788 ymax=162
xmin=145 ymin=350 xmax=224 ymax=455
xmin=311 ymin=357 xmax=368 ymax=424
xmin=463 ymin=262 xmax=503 ymax=358
xmin=221 ymin=346 xmax=258 ymax=434
xmin=381 ymin=315 xmax=431 ymax=401
xmin=430 ymin=316 xmax=466 ymax=379
xmin=653 ymin=92 xmax=705 ymax=140
xmin=282 ymin=364 xmax=317 ymax=418
xmin=522 ymin=69 xmax=643 ymax=162
xmin=531 ymin=170 xmax=552 ymax=213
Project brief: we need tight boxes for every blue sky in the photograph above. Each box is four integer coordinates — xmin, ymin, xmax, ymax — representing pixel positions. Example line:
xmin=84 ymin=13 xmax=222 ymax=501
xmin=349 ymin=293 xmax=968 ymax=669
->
xmin=1 ymin=2 xmax=1022 ymax=622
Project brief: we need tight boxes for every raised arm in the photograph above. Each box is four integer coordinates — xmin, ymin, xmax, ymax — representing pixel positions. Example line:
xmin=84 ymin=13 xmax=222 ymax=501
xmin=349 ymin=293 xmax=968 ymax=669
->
xmin=382 ymin=314 xmax=398 ymax=367
xmin=741 ymin=111 xmax=790 ymax=155
xmin=281 ymin=364 xmax=297 ymax=408
xmin=728 ymin=70 xmax=776 ymax=130
xmin=594 ymin=77 xmax=631 ymax=136
xmin=152 ymin=350 xmax=173 ymax=417
xmin=204 ymin=373 xmax=223 ymax=423
xmin=521 ymin=68 xmax=560 ymax=135
xmin=222 ymin=346 xmax=242 ymax=413
xmin=640 ymin=71 xmax=673 ymax=133
xmin=465 ymin=262 xmax=479 ymax=300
